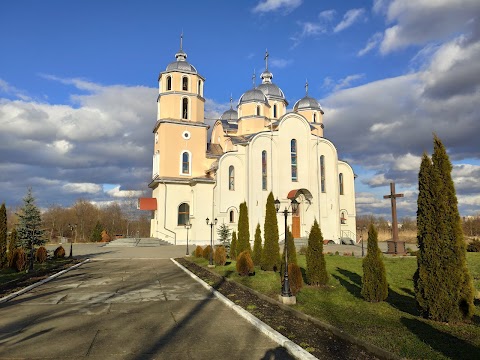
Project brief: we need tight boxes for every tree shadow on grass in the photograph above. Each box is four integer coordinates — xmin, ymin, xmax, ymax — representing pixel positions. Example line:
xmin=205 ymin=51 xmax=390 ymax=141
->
xmin=386 ymin=287 xmax=418 ymax=316
xmin=401 ymin=317 xmax=480 ymax=359
xmin=332 ymin=268 xmax=362 ymax=299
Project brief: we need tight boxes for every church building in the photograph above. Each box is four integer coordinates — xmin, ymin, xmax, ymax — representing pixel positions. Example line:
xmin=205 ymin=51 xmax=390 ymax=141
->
xmin=139 ymin=40 xmax=357 ymax=245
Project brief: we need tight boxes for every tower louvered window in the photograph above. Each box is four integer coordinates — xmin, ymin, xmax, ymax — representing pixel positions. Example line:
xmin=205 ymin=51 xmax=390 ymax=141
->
xmin=262 ymin=150 xmax=267 ymax=190
xmin=291 ymin=139 xmax=297 ymax=181
xmin=320 ymin=155 xmax=326 ymax=192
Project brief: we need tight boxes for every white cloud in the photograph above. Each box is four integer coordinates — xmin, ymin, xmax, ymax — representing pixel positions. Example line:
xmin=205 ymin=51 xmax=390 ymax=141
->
xmin=319 ymin=9 xmax=335 ymax=21
xmin=333 ymin=74 xmax=365 ymax=91
xmin=106 ymin=186 xmax=144 ymax=198
xmin=333 ymin=8 xmax=366 ymax=33
xmin=270 ymin=58 xmax=293 ymax=68
xmin=290 ymin=21 xmax=326 ymax=48
xmin=63 ymin=183 xmax=102 ymax=194
xmin=252 ymin=0 xmax=302 ymax=14
xmin=366 ymin=174 xmax=393 ymax=187
xmin=394 ymin=153 xmax=422 ymax=171
xmin=370 ymin=121 xmax=401 ymax=134
xmin=0 ymin=79 xmax=31 ymax=101
xmin=358 ymin=32 xmax=383 ymax=56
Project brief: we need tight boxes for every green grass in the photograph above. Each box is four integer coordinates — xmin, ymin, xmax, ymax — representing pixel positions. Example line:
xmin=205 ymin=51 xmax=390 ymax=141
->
xmin=190 ymin=253 xmax=480 ymax=360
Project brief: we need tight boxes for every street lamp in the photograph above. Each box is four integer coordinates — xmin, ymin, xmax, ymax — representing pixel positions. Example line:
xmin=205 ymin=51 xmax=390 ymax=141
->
xmin=68 ymin=223 xmax=77 ymax=258
xmin=206 ymin=217 xmax=218 ymax=266
xmin=184 ymin=220 xmax=192 ymax=256
xmin=275 ymin=197 xmax=299 ymax=300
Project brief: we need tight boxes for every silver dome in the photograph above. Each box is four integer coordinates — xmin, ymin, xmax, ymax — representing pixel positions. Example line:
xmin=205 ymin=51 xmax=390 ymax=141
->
xmin=257 ymin=83 xmax=286 ymax=100
xmin=165 ymin=60 xmax=198 ymax=73
xmin=220 ymin=108 xmax=238 ymax=121
xmin=293 ymin=96 xmax=324 ymax=113
xmin=238 ymin=89 xmax=268 ymax=105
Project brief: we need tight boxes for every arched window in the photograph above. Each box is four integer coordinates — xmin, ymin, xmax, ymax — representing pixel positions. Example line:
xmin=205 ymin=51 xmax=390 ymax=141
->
xmin=320 ymin=155 xmax=326 ymax=192
xmin=182 ymin=76 xmax=188 ymax=91
xmin=198 ymin=80 xmax=202 ymax=95
xmin=178 ymin=203 xmax=190 ymax=225
xmin=229 ymin=165 xmax=235 ymax=190
xmin=291 ymin=139 xmax=297 ymax=181
xmin=166 ymin=76 xmax=172 ymax=91
xmin=181 ymin=151 xmax=190 ymax=174
xmin=339 ymin=173 xmax=344 ymax=195
xmin=229 ymin=210 xmax=235 ymax=223
xmin=273 ymin=104 xmax=277 ymax=118
xmin=182 ymin=98 xmax=188 ymax=119
xmin=256 ymin=105 xmax=261 ymax=116
xmin=313 ymin=113 xmax=317 ymax=123
xmin=340 ymin=211 xmax=346 ymax=224
xmin=262 ymin=150 xmax=267 ymax=190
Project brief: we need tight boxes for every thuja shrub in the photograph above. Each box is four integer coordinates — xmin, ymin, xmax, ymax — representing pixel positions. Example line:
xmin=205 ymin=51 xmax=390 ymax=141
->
xmin=195 ymin=245 xmax=203 ymax=257
xmin=54 ymin=246 xmax=65 ymax=259
xmin=202 ymin=245 xmax=213 ymax=260
xmin=214 ymin=246 xmax=227 ymax=266
xmin=467 ymin=239 xmax=480 ymax=252
xmin=361 ymin=224 xmax=388 ymax=302
xmin=236 ymin=250 xmax=254 ymax=276
xmin=288 ymin=263 xmax=303 ymax=295
xmin=35 ymin=246 xmax=47 ymax=263
xmin=11 ymin=248 xmax=26 ymax=272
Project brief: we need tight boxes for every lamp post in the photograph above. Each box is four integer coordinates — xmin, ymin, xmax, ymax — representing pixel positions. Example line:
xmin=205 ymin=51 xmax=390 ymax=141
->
xmin=206 ymin=217 xmax=217 ymax=266
xmin=184 ymin=220 xmax=192 ymax=256
xmin=275 ymin=197 xmax=299 ymax=299
xmin=68 ymin=223 xmax=77 ymax=258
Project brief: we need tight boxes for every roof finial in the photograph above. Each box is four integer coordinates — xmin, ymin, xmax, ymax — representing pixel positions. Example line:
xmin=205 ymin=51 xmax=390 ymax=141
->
xmin=180 ymin=31 xmax=183 ymax=51
xmin=252 ymin=69 xmax=256 ymax=89
xmin=305 ymin=79 xmax=309 ymax=96
xmin=230 ymin=93 xmax=233 ymax=109
xmin=264 ymin=49 xmax=269 ymax=71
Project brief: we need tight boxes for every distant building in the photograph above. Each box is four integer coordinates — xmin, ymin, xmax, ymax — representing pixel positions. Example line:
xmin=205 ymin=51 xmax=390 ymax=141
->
xmin=139 ymin=39 xmax=356 ymax=245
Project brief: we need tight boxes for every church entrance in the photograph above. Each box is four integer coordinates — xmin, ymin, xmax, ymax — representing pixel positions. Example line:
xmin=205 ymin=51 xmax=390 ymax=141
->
xmin=292 ymin=211 xmax=300 ymax=238
xmin=287 ymin=188 xmax=313 ymax=239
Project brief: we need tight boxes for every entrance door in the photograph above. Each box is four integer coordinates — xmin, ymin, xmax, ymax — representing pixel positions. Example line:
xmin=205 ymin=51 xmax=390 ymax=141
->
xmin=292 ymin=214 xmax=300 ymax=238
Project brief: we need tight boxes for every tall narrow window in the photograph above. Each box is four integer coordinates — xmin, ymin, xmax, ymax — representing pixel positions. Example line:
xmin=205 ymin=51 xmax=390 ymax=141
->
xmin=291 ymin=139 xmax=297 ymax=181
xmin=339 ymin=173 xmax=344 ymax=195
xmin=166 ymin=76 xmax=172 ymax=91
xmin=182 ymin=98 xmax=188 ymax=119
xmin=178 ymin=203 xmax=190 ymax=225
xmin=340 ymin=211 xmax=347 ymax=224
xmin=262 ymin=150 xmax=267 ymax=190
xmin=182 ymin=152 xmax=190 ymax=174
xmin=320 ymin=155 xmax=326 ymax=192
xmin=229 ymin=210 xmax=235 ymax=223
xmin=182 ymin=76 xmax=188 ymax=91
xmin=229 ymin=165 xmax=235 ymax=190
xmin=256 ymin=105 xmax=261 ymax=116
xmin=198 ymin=80 xmax=201 ymax=95
xmin=313 ymin=113 xmax=317 ymax=123
xmin=273 ymin=104 xmax=277 ymax=118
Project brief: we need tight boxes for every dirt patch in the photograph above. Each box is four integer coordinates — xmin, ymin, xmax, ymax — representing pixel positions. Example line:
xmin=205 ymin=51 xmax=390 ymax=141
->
xmin=177 ymin=258 xmax=383 ymax=360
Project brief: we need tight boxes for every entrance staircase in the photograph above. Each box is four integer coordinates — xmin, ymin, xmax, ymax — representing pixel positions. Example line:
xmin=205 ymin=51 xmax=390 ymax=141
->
xmin=103 ymin=237 xmax=171 ymax=247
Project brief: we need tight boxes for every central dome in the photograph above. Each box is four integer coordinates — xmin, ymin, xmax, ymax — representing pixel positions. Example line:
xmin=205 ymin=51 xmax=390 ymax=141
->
xmin=257 ymin=83 xmax=286 ymax=100
xmin=238 ymin=89 xmax=268 ymax=105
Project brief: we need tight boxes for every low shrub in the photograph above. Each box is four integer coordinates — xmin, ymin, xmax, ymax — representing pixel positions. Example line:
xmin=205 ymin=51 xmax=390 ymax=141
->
xmin=467 ymin=239 xmax=480 ymax=252
xmin=11 ymin=248 xmax=27 ymax=272
xmin=335 ymin=251 xmax=339 ymax=256
xmin=214 ymin=246 xmax=227 ymax=266
xmin=288 ymin=263 xmax=303 ymax=295
xmin=298 ymin=246 xmax=307 ymax=255
xmin=35 ymin=246 xmax=48 ymax=263
xmin=54 ymin=246 xmax=65 ymax=259
xmin=236 ymin=251 xmax=254 ymax=276
xmin=202 ymin=245 xmax=213 ymax=260
xmin=195 ymin=245 xmax=203 ymax=257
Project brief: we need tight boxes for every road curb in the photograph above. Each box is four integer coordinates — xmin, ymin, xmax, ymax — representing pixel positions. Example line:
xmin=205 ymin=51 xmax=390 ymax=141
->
xmin=171 ymin=258 xmax=318 ymax=360
xmin=0 ymin=258 xmax=90 ymax=304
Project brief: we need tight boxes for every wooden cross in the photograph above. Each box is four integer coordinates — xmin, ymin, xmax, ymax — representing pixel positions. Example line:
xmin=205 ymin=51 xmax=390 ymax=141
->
xmin=383 ymin=182 xmax=404 ymax=242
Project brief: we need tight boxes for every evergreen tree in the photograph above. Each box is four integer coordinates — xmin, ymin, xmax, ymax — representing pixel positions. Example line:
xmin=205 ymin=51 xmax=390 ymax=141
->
xmin=16 ymin=189 xmax=45 ymax=265
xmin=261 ymin=192 xmax=280 ymax=271
xmin=361 ymin=224 xmax=388 ymax=302
xmin=230 ymin=231 xmax=238 ymax=259
xmin=216 ymin=223 xmax=231 ymax=248
xmin=0 ymin=203 xmax=7 ymax=268
xmin=237 ymin=202 xmax=251 ymax=253
xmin=415 ymin=136 xmax=474 ymax=321
xmin=91 ymin=221 xmax=103 ymax=242
xmin=280 ymin=229 xmax=297 ymax=276
xmin=252 ymin=223 xmax=262 ymax=265
xmin=8 ymin=228 xmax=18 ymax=267
xmin=306 ymin=219 xmax=328 ymax=286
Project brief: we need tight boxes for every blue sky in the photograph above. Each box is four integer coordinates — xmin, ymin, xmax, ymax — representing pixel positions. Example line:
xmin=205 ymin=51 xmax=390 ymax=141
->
xmin=1 ymin=0 xmax=480 ymax=219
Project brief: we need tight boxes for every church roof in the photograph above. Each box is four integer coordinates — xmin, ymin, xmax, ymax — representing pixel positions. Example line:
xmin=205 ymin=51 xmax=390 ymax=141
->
xmin=220 ymin=108 xmax=238 ymax=121
xmin=293 ymin=96 xmax=324 ymax=113
xmin=220 ymin=120 xmax=238 ymax=131
xmin=238 ymin=88 xmax=269 ymax=105
xmin=206 ymin=143 xmax=224 ymax=157
xmin=164 ymin=35 xmax=198 ymax=74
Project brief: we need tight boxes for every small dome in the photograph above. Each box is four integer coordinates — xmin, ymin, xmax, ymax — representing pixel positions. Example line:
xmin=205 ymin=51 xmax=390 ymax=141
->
xmin=165 ymin=42 xmax=198 ymax=74
xmin=293 ymin=96 xmax=324 ymax=113
xmin=221 ymin=108 xmax=238 ymax=121
xmin=238 ymin=89 xmax=268 ymax=105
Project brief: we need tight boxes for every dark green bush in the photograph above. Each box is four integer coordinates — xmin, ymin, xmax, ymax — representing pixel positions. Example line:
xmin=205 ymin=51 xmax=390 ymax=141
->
xmin=467 ymin=239 xmax=480 ymax=252
xmin=306 ymin=220 xmax=328 ymax=286
xmin=214 ymin=246 xmax=227 ymax=266
xmin=35 ymin=246 xmax=47 ymax=263
xmin=195 ymin=245 xmax=203 ymax=257
xmin=288 ymin=263 xmax=303 ymax=295
xmin=298 ymin=246 xmax=307 ymax=255
xmin=361 ymin=224 xmax=388 ymax=302
xmin=236 ymin=250 xmax=254 ymax=276
xmin=230 ymin=231 xmax=238 ymax=259
xmin=54 ymin=246 xmax=65 ymax=259
xmin=202 ymin=245 xmax=213 ymax=260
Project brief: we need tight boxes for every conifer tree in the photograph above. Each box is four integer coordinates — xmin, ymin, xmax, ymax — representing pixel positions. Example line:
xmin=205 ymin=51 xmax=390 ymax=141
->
xmin=415 ymin=136 xmax=474 ymax=321
xmin=361 ymin=224 xmax=388 ymax=302
xmin=280 ymin=229 xmax=297 ymax=276
xmin=252 ymin=223 xmax=262 ymax=265
xmin=91 ymin=221 xmax=103 ymax=242
xmin=237 ymin=202 xmax=251 ymax=253
xmin=16 ymin=189 xmax=45 ymax=267
xmin=0 ymin=203 xmax=7 ymax=268
xmin=230 ymin=231 xmax=238 ymax=259
xmin=261 ymin=192 xmax=280 ymax=271
xmin=306 ymin=219 xmax=328 ymax=286
xmin=8 ymin=228 xmax=18 ymax=267
xmin=217 ymin=223 xmax=231 ymax=248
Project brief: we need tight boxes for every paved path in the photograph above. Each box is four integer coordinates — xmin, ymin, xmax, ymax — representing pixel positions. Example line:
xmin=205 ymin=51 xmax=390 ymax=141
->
xmin=0 ymin=257 xmax=292 ymax=360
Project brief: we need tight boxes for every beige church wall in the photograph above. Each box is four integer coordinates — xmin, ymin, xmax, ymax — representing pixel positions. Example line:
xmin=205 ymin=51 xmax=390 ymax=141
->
xmin=267 ymin=101 xmax=286 ymax=119
xmin=238 ymin=116 xmax=267 ymax=135
xmin=211 ymin=122 xmax=227 ymax=148
xmin=159 ymin=72 xmax=204 ymax=94
xmin=158 ymin=93 xmax=205 ymax=122
xmin=338 ymin=161 xmax=357 ymax=236
xmin=238 ymin=102 xmax=270 ymax=118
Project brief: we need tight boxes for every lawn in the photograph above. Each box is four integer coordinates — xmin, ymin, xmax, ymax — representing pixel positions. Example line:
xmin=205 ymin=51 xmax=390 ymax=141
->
xmin=190 ymin=253 xmax=480 ymax=360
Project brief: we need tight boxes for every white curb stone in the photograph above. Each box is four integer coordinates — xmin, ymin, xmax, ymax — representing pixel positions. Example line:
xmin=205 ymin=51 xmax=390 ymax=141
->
xmin=171 ymin=258 xmax=318 ymax=360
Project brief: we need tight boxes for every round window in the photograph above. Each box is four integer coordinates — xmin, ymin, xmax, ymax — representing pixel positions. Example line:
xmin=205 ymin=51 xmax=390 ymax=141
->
xmin=182 ymin=131 xmax=191 ymax=140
